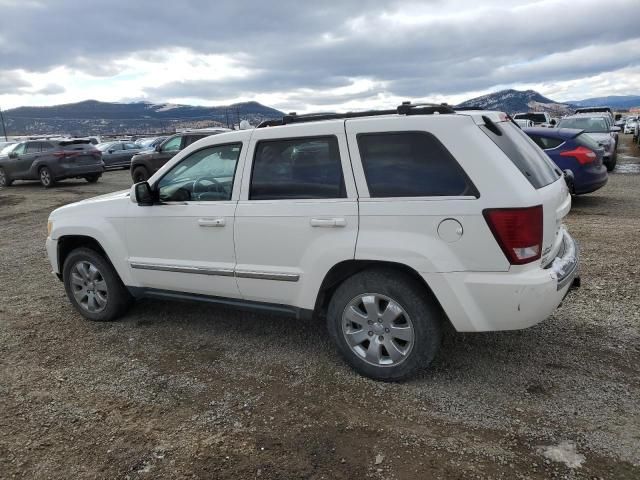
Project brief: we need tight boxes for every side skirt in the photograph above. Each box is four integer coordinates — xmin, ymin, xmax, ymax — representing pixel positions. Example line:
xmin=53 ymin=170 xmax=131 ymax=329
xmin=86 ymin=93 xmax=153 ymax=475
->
xmin=127 ymin=286 xmax=314 ymax=321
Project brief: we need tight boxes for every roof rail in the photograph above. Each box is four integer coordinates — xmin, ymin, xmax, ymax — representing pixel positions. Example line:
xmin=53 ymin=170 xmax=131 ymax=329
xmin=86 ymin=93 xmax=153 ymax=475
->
xmin=256 ymin=101 xmax=456 ymax=128
xmin=454 ymin=105 xmax=485 ymax=111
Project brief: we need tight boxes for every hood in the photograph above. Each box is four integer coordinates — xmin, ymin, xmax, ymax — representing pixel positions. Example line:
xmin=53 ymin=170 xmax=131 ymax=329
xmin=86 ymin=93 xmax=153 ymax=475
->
xmin=50 ymin=189 xmax=130 ymax=216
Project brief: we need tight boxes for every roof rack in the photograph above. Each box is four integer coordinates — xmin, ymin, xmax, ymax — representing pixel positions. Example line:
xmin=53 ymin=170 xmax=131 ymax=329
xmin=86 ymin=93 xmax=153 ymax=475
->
xmin=257 ymin=101 xmax=456 ymax=128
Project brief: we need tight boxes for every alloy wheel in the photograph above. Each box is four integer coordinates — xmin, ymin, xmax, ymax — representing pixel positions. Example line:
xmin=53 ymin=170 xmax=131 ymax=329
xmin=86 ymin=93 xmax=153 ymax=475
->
xmin=40 ymin=168 xmax=52 ymax=186
xmin=70 ymin=260 xmax=109 ymax=313
xmin=341 ymin=293 xmax=414 ymax=367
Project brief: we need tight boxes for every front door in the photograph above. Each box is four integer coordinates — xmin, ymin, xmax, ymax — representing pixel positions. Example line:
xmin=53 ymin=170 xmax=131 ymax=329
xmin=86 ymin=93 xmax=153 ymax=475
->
xmin=125 ymin=141 xmax=246 ymax=298
xmin=234 ymin=123 xmax=359 ymax=309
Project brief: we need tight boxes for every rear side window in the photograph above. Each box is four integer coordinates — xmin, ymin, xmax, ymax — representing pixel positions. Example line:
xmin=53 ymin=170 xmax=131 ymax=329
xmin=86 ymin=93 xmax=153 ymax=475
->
xmin=356 ymin=132 xmax=478 ymax=198
xmin=481 ymin=122 xmax=560 ymax=189
xmin=250 ymin=136 xmax=345 ymax=200
xmin=184 ymin=135 xmax=207 ymax=147
xmin=25 ymin=142 xmax=40 ymax=154
xmin=528 ymin=135 xmax=564 ymax=150
xmin=39 ymin=142 xmax=54 ymax=151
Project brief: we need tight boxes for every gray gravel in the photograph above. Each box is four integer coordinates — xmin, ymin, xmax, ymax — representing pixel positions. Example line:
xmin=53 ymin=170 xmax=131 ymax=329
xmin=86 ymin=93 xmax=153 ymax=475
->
xmin=1 ymin=137 xmax=639 ymax=479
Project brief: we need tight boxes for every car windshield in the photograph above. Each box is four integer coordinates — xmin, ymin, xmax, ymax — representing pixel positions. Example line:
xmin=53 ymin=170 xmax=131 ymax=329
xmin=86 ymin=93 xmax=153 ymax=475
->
xmin=558 ymin=117 xmax=608 ymax=133
xmin=1 ymin=143 xmax=17 ymax=155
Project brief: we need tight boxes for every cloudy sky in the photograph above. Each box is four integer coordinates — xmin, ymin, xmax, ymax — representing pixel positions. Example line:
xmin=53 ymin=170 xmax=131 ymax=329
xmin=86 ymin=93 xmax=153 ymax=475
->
xmin=0 ymin=0 xmax=639 ymax=112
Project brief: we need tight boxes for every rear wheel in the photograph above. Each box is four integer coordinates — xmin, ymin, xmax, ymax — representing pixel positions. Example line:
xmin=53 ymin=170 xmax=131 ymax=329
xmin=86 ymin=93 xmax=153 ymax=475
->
xmin=39 ymin=166 xmax=55 ymax=188
xmin=131 ymin=166 xmax=150 ymax=183
xmin=85 ymin=174 xmax=100 ymax=183
xmin=327 ymin=268 xmax=443 ymax=381
xmin=0 ymin=167 xmax=13 ymax=187
xmin=62 ymin=247 xmax=132 ymax=321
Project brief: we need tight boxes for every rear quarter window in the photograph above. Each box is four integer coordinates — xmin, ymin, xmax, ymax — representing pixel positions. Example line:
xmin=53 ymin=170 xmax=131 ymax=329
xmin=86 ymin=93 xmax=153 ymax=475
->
xmin=527 ymin=135 xmax=564 ymax=150
xmin=356 ymin=131 xmax=478 ymax=198
xmin=481 ymin=122 xmax=560 ymax=189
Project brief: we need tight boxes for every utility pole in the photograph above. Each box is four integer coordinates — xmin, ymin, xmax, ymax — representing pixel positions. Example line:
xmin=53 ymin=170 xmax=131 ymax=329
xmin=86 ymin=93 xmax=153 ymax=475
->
xmin=0 ymin=107 xmax=8 ymax=141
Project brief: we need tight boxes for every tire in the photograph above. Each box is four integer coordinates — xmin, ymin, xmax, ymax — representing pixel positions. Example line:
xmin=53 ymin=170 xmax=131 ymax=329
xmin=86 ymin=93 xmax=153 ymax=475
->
xmin=85 ymin=174 xmax=100 ymax=183
xmin=62 ymin=247 xmax=133 ymax=322
xmin=0 ymin=167 xmax=13 ymax=187
xmin=131 ymin=166 xmax=150 ymax=183
xmin=327 ymin=268 xmax=442 ymax=381
xmin=39 ymin=166 xmax=55 ymax=188
xmin=606 ymin=152 xmax=617 ymax=172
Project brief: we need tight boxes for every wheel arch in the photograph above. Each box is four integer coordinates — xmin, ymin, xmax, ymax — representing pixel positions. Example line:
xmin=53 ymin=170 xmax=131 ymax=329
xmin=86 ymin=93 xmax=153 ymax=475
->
xmin=57 ymin=235 xmax=116 ymax=280
xmin=313 ymin=259 xmax=452 ymax=328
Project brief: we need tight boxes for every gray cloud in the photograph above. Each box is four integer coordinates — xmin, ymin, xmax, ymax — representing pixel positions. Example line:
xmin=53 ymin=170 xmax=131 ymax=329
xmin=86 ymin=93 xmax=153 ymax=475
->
xmin=0 ymin=0 xmax=639 ymax=105
xmin=0 ymin=71 xmax=31 ymax=94
xmin=35 ymin=83 xmax=65 ymax=95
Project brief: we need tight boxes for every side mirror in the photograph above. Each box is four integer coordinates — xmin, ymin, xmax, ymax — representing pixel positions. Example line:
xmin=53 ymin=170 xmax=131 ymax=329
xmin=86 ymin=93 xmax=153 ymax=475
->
xmin=108 ymin=149 xmax=114 ymax=154
xmin=610 ymin=126 xmax=621 ymax=132
xmin=8 ymin=152 xmax=17 ymax=159
xmin=550 ymin=119 xmax=557 ymax=126
xmin=131 ymin=182 xmax=154 ymax=206
xmin=155 ymin=145 xmax=161 ymax=152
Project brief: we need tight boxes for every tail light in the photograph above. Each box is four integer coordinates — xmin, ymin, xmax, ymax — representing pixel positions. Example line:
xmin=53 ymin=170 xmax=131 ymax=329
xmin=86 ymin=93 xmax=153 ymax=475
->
xmin=560 ymin=146 xmax=596 ymax=165
xmin=483 ymin=206 xmax=543 ymax=265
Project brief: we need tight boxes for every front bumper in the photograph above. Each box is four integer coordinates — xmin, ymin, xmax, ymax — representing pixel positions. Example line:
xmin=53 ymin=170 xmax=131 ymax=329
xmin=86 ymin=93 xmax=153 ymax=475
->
xmin=46 ymin=236 xmax=60 ymax=275
xmin=422 ymin=230 xmax=580 ymax=332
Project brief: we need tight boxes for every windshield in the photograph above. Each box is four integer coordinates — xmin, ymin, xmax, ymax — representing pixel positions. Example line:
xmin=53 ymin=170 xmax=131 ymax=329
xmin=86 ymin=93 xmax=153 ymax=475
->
xmin=1 ymin=143 xmax=17 ymax=155
xmin=557 ymin=117 xmax=608 ymax=133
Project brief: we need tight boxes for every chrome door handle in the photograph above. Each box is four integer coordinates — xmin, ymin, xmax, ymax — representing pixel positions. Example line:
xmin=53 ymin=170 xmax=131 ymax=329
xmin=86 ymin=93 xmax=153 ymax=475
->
xmin=310 ymin=217 xmax=346 ymax=228
xmin=198 ymin=218 xmax=226 ymax=227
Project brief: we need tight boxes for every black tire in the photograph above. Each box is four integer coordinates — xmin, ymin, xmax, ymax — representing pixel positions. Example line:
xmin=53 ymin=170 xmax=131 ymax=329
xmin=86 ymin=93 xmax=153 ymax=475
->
xmin=85 ymin=174 xmax=100 ymax=183
xmin=327 ymin=268 xmax=443 ymax=381
xmin=62 ymin=247 xmax=133 ymax=322
xmin=131 ymin=166 xmax=150 ymax=183
xmin=0 ymin=167 xmax=13 ymax=187
xmin=606 ymin=152 xmax=617 ymax=172
xmin=39 ymin=166 xmax=56 ymax=188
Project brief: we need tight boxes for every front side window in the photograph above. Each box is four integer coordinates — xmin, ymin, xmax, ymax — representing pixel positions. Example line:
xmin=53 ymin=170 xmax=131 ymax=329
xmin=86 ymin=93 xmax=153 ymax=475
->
xmin=124 ymin=142 xmax=138 ymax=150
xmin=157 ymin=143 xmax=241 ymax=202
xmin=357 ymin=132 xmax=478 ymax=198
xmin=160 ymin=136 xmax=183 ymax=152
xmin=250 ymin=136 xmax=345 ymax=200
xmin=12 ymin=143 xmax=26 ymax=155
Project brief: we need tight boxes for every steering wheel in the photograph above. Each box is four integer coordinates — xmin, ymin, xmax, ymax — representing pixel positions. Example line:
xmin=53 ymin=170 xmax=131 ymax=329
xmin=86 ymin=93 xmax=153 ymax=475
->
xmin=192 ymin=176 xmax=226 ymax=199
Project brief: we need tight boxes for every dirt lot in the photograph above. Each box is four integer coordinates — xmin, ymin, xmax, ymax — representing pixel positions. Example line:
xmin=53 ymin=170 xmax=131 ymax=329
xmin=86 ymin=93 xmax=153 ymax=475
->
xmin=1 ymin=137 xmax=639 ymax=479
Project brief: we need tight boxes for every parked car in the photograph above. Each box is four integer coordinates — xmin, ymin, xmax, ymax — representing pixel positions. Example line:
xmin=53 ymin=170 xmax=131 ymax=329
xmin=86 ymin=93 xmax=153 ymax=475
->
xmin=0 ymin=139 xmax=104 ymax=188
xmin=515 ymin=119 xmax=534 ymax=128
xmin=523 ymin=127 xmax=607 ymax=194
xmin=513 ymin=112 xmax=555 ymax=127
xmin=46 ymin=104 xmax=579 ymax=380
xmin=130 ymin=129 xmax=229 ymax=182
xmin=97 ymin=141 xmax=144 ymax=169
xmin=135 ymin=136 xmax=167 ymax=151
xmin=0 ymin=141 xmax=16 ymax=151
xmin=623 ymin=117 xmax=638 ymax=134
xmin=557 ymin=115 xmax=619 ymax=171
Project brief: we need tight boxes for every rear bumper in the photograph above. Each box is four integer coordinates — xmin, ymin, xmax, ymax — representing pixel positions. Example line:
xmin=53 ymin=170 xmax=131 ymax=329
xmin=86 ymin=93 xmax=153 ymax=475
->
xmin=50 ymin=162 xmax=104 ymax=179
xmin=422 ymin=230 xmax=579 ymax=332
xmin=573 ymin=170 xmax=608 ymax=195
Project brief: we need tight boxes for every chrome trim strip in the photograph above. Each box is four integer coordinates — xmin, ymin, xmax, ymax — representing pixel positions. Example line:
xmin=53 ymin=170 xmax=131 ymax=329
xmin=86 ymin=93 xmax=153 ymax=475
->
xmin=129 ymin=262 xmax=235 ymax=277
xmin=129 ymin=262 xmax=299 ymax=282
xmin=235 ymin=270 xmax=300 ymax=282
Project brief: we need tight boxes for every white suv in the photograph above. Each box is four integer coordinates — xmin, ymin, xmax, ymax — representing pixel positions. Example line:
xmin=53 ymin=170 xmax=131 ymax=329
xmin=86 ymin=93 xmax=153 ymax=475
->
xmin=46 ymin=103 xmax=579 ymax=380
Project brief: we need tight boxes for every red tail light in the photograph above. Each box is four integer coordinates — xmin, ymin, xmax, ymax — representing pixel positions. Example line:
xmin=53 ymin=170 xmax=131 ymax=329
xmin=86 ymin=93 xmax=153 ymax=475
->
xmin=560 ymin=146 xmax=596 ymax=165
xmin=483 ymin=206 xmax=543 ymax=265
xmin=54 ymin=151 xmax=77 ymax=159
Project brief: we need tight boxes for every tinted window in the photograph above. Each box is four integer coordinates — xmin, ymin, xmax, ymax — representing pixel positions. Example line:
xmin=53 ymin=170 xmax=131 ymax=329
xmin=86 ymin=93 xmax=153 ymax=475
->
xmin=357 ymin=132 xmax=477 ymax=198
xmin=157 ymin=143 xmax=242 ymax=202
xmin=25 ymin=142 xmax=40 ymax=154
xmin=250 ymin=136 xmax=345 ymax=200
xmin=184 ymin=135 xmax=207 ymax=147
xmin=481 ymin=122 xmax=560 ymax=189
xmin=124 ymin=142 xmax=138 ymax=150
xmin=39 ymin=142 xmax=54 ymax=151
xmin=527 ymin=135 xmax=564 ymax=150
xmin=161 ymin=136 xmax=182 ymax=152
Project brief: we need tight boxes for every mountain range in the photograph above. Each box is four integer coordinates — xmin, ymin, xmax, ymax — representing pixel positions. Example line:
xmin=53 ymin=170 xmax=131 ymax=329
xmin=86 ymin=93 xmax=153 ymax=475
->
xmin=3 ymin=90 xmax=640 ymax=136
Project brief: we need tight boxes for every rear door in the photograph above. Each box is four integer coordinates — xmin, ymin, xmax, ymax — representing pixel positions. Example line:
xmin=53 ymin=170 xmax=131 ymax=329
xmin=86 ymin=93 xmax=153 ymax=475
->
xmin=234 ymin=123 xmax=358 ymax=309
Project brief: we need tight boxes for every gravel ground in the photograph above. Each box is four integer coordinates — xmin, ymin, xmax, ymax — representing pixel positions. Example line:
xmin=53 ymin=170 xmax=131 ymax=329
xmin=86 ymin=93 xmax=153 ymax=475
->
xmin=1 ymin=137 xmax=639 ymax=479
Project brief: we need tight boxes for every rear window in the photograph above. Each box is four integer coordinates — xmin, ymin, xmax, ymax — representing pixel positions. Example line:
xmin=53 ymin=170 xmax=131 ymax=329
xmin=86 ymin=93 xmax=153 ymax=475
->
xmin=527 ymin=134 xmax=564 ymax=150
xmin=357 ymin=131 xmax=478 ymax=198
xmin=575 ymin=133 xmax=601 ymax=151
xmin=481 ymin=122 xmax=560 ymax=189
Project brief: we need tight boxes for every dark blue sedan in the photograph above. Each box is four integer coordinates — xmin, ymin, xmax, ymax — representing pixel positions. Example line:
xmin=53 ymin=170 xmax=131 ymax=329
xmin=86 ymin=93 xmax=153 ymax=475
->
xmin=524 ymin=127 xmax=608 ymax=195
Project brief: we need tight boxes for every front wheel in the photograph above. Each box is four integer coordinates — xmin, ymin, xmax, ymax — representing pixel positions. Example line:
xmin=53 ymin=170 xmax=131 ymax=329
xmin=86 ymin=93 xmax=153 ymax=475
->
xmin=606 ymin=153 xmax=617 ymax=172
xmin=62 ymin=247 xmax=133 ymax=321
xmin=85 ymin=174 xmax=100 ymax=183
xmin=131 ymin=166 xmax=150 ymax=183
xmin=327 ymin=268 xmax=442 ymax=381
xmin=0 ymin=167 xmax=13 ymax=187
xmin=39 ymin=166 xmax=55 ymax=188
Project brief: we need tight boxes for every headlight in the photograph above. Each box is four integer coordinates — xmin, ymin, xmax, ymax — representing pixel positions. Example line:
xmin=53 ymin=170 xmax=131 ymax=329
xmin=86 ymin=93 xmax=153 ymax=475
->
xmin=47 ymin=220 xmax=53 ymax=236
